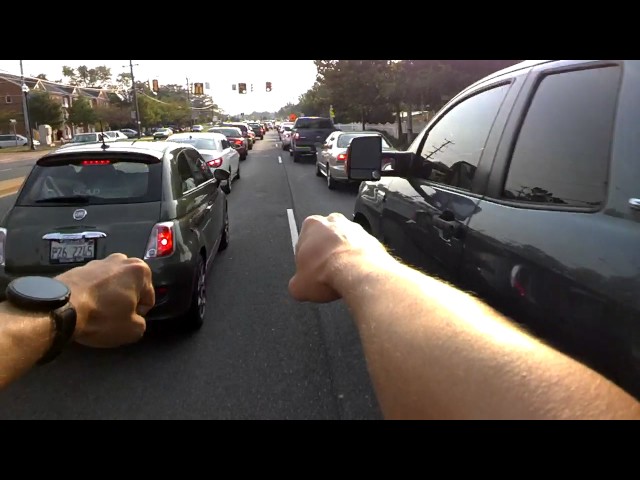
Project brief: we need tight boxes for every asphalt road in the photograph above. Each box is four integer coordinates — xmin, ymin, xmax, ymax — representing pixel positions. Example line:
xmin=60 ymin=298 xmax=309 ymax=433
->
xmin=0 ymin=131 xmax=383 ymax=420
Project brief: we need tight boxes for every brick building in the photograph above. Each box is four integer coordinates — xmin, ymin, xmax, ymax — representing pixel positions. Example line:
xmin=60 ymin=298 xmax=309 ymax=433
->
xmin=0 ymin=73 xmax=110 ymax=138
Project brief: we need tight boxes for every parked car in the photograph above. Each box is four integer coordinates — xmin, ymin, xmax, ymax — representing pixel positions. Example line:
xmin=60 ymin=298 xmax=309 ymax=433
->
xmin=191 ymin=125 xmax=204 ymax=132
xmin=153 ymin=128 xmax=173 ymax=140
xmin=208 ymin=126 xmax=248 ymax=160
xmin=104 ymin=130 xmax=129 ymax=142
xmin=167 ymin=132 xmax=240 ymax=190
xmin=347 ymin=59 xmax=640 ymax=398
xmin=0 ymin=134 xmax=39 ymax=148
xmin=58 ymin=132 xmax=112 ymax=148
xmin=119 ymin=128 xmax=140 ymax=139
xmin=290 ymin=116 xmax=338 ymax=162
xmin=0 ymin=141 xmax=231 ymax=329
xmin=316 ymin=131 xmax=399 ymax=190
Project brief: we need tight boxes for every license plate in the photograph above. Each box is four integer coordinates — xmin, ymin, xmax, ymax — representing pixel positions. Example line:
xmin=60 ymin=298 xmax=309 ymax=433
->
xmin=50 ymin=239 xmax=96 ymax=264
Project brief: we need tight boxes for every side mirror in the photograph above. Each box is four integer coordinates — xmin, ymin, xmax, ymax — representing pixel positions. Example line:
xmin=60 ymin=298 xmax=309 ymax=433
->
xmin=214 ymin=168 xmax=230 ymax=182
xmin=346 ymin=135 xmax=382 ymax=180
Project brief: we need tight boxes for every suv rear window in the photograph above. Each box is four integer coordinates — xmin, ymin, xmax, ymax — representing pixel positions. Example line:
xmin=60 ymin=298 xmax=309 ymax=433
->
xmin=210 ymin=128 xmax=242 ymax=137
xmin=17 ymin=159 xmax=162 ymax=206
xmin=294 ymin=118 xmax=334 ymax=129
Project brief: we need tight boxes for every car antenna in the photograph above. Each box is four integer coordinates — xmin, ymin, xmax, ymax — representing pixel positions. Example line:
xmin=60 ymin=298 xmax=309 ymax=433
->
xmin=99 ymin=121 xmax=109 ymax=150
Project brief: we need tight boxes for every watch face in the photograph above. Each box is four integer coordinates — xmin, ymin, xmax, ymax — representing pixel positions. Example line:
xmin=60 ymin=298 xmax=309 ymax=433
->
xmin=6 ymin=276 xmax=70 ymax=311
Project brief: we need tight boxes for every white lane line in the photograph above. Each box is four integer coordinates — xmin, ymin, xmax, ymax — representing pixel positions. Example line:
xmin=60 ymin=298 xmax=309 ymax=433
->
xmin=286 ymin=209 xmax=299 ymax=254
xmin=278 ymin=156 xmax=282 ymax=164
xmin=0 ymin=168 xmax=12 ymax=172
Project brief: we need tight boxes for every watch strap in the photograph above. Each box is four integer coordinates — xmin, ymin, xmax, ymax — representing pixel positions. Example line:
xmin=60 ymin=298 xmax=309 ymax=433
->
xmin=37 ymin=302 xmax=77 ymax=365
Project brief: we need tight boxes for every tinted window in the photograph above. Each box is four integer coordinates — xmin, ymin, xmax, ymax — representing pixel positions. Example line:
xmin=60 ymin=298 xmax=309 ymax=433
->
xmin=337 ymin=134 xmax=391 ymax=149
xmin=221 ymin=139 xmax=230 ymax=149
xmin=503 ymin=66 xmax=620 ymax=208
xmin=211 ymin=128 xmax=242 ymax=137
xmin=417 ymin=83 xmax=510 ymax=190
xmin=294 ymin=118 xmax=334 ymax=129
xmin=225 ymin=124 xmax=247 ymax=134
xmin=185 ymin=149 xmax=212 ymax=184
xmin=17 ymin=160 xmax=161 ymax=206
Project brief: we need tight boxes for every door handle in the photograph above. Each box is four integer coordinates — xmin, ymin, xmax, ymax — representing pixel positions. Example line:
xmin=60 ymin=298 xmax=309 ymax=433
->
xmin=432 ymin=212 xmax=460 ymax=240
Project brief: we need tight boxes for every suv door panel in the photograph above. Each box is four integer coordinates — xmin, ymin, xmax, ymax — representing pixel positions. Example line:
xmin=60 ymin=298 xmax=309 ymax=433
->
xmin=462 ymin=62 xmax=640 ymax=395
xmin=380 ymin=80 xmax=518 ymax=283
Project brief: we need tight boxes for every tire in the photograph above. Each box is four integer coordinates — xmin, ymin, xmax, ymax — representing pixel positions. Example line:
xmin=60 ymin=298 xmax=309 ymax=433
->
xmin=289 ymin=148 xmax=293 ymax=157
xmin=327 ymin=165 xmax=337 ymax=190
xmin=240 ymin=153 xmax=247 ymax=161
xmin=219 ymin=202 xmax=229 ymax=251
xmin=184 ymin=254 xmax=206 ymax=330
xmin=316 ymin=161 xmax=322 ymax=177
xmin=235 ymin=164 xmax=240 ymax=180
xmin=293 ymin=152 xmax=300 ymax=163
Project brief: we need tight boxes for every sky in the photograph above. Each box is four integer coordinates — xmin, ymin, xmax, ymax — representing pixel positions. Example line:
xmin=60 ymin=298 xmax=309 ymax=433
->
xmin=0 ymin=60 xmax=319 ymax=115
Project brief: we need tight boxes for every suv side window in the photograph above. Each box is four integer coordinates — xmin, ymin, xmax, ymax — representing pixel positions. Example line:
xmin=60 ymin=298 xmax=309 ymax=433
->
xmin=417 ymin=83 xmax=510 ymax=190
xmin=185 ymin=148 xmax=212 ymax=184
xmin=502 ymin=66 xmax=621 ymax=208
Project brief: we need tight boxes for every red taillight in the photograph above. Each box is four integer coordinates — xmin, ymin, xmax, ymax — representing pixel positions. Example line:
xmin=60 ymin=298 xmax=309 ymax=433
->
xmin=82 ymin=160 xmax=111 ymax=165
xmin=337 ymin=153 xmax=348 ymax=162
xmin=233 ymin=139 xmax=243 ymax=145
xmin=207 ymin=157 xmax=224 ymax=168
xmin=144 ymin=222 xmax=174 ymax=259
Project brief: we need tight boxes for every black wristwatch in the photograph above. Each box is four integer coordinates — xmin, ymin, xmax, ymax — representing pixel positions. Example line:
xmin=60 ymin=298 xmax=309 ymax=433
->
xmin=5 ymin=276 xmax=77 ymax=365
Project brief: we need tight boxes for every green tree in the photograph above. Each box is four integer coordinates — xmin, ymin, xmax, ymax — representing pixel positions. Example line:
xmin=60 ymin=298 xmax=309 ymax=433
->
xmin=62 ymin=65 xmax=113 ymax=87
xmin=67 ymin=96 xmax=98 ymax=131
xmin=315 ymin=60 xmax=393 ymax=128
xmin=28 ymin=91 xmax=63 ymax=128
xmin=94 ymin=104 xmax=132 ymax=129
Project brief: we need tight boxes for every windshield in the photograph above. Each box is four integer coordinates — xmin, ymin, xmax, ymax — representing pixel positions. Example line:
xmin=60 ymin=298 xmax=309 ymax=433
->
xmin=169 ymin=138 xmax=220 ymax=150
xmin=17 ymin=160 xmax=162 ymax=206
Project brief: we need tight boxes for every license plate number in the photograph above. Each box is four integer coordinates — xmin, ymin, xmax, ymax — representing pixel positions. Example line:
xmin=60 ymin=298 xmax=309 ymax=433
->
xmin=50 ymin=239 xmax=96 ymax=263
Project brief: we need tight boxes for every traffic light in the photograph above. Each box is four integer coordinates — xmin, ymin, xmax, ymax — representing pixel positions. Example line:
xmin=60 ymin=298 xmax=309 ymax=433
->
xmin=239 ymin=83 xmax=247 ymax=94
xmin=251 ymin=84 xmax=254 ymax=92
xmin=193 ymin=83 xmax=204 ymax=95
xmin=266 ymin=81 xmax=272 ymax=92
xmin=152 ymin=79 xmax=159 ymax=92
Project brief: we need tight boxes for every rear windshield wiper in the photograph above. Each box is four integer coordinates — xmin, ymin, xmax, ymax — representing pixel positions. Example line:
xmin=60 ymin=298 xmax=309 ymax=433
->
xmin=35 ymin=195 xmax=94 ymax=204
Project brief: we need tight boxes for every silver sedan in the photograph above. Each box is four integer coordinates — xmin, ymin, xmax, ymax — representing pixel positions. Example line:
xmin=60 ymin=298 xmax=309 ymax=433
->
xmin=167 ymin=131 xmax=241 ymax=191
xmin=316 ymin=131 xmax=395 ymax=190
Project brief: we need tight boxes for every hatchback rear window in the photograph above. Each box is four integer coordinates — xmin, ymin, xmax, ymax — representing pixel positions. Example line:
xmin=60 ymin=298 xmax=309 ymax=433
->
xmin=169 ymin=138 xmax=220 ymax=151
xmin=210 ymin=128 xmax=242 ymax=137
xmin=17 ymin=160 xmax=162 ymax=206
xmin=295 ymin=118 xmax=334 ymax=129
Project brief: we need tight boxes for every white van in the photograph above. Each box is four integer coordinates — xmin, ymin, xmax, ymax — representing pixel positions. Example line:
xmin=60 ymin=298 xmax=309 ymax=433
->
xmin=0 ymin=134 xmax=38 ymax=148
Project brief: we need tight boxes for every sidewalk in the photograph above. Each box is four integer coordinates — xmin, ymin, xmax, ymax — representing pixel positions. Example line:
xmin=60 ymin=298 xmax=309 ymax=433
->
xmin=0 ymin=148 xmax=52 ymax=165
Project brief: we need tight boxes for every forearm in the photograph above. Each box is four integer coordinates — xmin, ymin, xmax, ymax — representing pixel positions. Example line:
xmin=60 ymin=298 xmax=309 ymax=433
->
xmin=333 ymin=254 xmax=640 ymax=420
xmin=0 ymin=303 xmax=53 ymax=389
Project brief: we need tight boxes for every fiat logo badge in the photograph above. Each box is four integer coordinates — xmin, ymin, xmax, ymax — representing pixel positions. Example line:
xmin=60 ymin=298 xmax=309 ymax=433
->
xmin=73 ymin=208 xmax=87 ymax=221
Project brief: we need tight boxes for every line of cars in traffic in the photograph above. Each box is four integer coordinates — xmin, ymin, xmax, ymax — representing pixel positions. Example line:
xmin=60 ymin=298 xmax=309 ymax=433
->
xmin=0 ymin=119 xmax=273 ymax=330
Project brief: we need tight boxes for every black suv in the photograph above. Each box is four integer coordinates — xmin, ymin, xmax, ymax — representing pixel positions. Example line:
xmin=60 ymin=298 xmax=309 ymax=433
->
xmin=0 ymin=141 xmax=231 ymax=330
xmin=348 ymin=60 xmax=640 ymax=398
xmin=290 ymin=116 xmax=338 ymax=162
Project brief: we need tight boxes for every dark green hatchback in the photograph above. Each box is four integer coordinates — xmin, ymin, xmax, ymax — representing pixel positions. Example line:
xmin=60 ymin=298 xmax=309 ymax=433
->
xmin=0 ymin=140 xmax=231 ymax=330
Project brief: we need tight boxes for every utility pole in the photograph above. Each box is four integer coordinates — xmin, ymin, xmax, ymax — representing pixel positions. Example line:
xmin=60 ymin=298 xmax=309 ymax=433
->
xmin=186 ymin=77 xmax=193 ymax=128
xmin=129 ymin=60 xmax=142 ymax=138
xmin=19 ymin=61 xmax=35 ymax=150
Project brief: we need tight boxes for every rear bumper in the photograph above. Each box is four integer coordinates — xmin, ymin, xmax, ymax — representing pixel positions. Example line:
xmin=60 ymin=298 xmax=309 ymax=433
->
xmin=293 ymin=143 xmax=320 ymax=154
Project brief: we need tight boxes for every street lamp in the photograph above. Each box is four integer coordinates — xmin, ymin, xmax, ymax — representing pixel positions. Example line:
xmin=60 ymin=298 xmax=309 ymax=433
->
xmin=21 ymin=84 xmax=36 ymax=150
